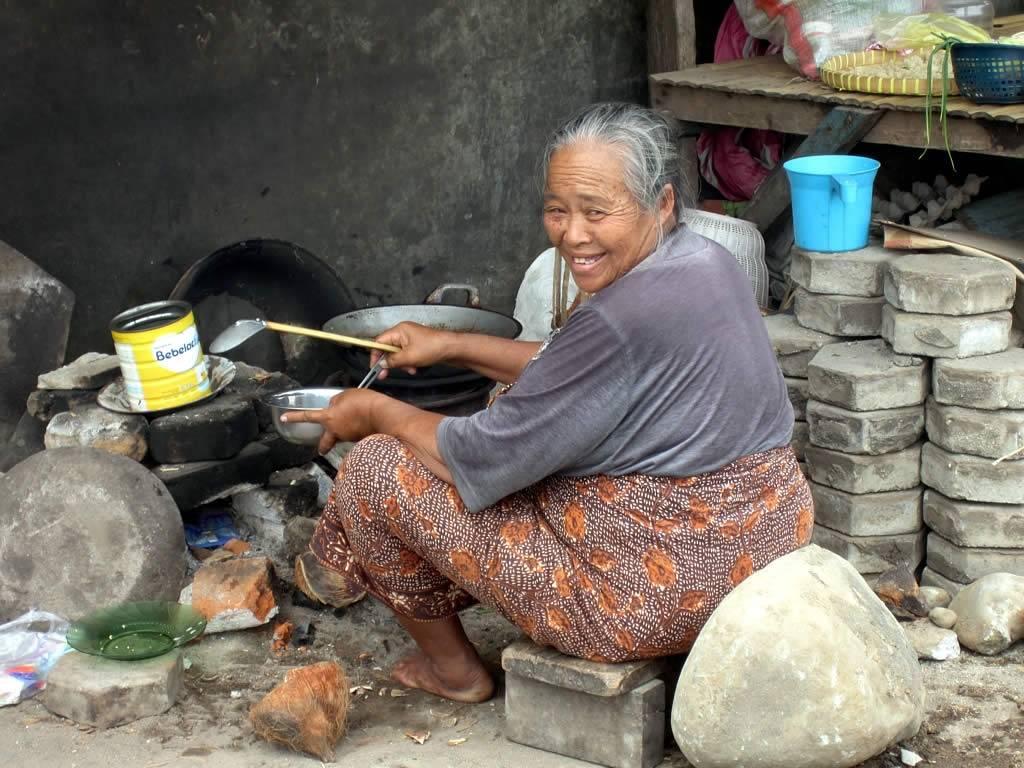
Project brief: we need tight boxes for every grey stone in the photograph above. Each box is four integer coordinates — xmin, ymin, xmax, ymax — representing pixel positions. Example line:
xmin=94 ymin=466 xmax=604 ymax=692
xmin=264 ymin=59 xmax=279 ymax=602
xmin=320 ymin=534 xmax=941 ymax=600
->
xmin=501 ymin=640 xmax=668 ymax=697
xmin=0 ymin=447 xmax=186 ymax=621
xmin=233 ymin=483 xmax=319 ymax=554
xmin=153 ymin=441 xmax=274 ymax=511
xmin=26 ymin=388 xmax=97 ymax=423
xmin=42 ymin=650 xmax=183 ymax=728
xmin=0 ymin=410 xmax=45 ymax=473
xmin=807 ymin=399 xmax=924 ymax=455
xmin=933 ymin=348 xmax=1024 ymax=410
xmin=793 ymin=287 xmax=884 ymax=337
xmin=929 ymin=607 xmax=958 ymax=629
xmin=671 ymin=545 xmax=924 ymax=768
xmin=258 ymin=431 xmax=319 ymax=471
xmin=0 ymin=241 xmax=75 ymax=441
xmin=297 ymin=461 xmax=334 ymax=508
xmin=223 ymin=361 xmax=302 ymax=431
xmin=44 ymin=403 xmax=149 ymax=461
xmin=921 ymin=442 xmax=1024 ymax=504
xmin=923 ymin=489 xmax=1024 ymax=548
xmin=926 ymin=397 xmax=1024 ymax=460
xmin=920 ymin=567 xmax=968 ymax=599
xmin=804 ymin=443 xmax=922 ymax=494
xmin=949 ymin=572 xmax=1024 ymax=655
xmin=785 ymin=377 xmax=809 ymax=420
xmin=920 ymin=586 xmax=952 ymax=611
xmin=37 ymin=352 xmax=120 ymax=391
xmin=927 ymin=532 xmax=1024 ymax=583
xmin=506 ymin=673 xmax=664 ymax=768
xmin=881 ymin=304 xmax=1012 ymax=359
xmin=902 ymin=619 xmax=960 ymax=661
xmin=284 ymin=516 xmax=317 ymax=561
xmin=809 ymin=482 xmax=922 ymax=536
xmin=149 ymin=395 xmax=259 ymax=464
xmin=884 ymin=252 xmax=1015 ymax=316
xmin=813 ymin=525 xmax=926 ymax=573
xmin=790 ymin=244 xmax=893 ymax=297
xmin=807 ymin=339 xmax=929 ymax=412
xmin=764 ymin=314 xmax=840 ymax=377
xmin=791 ymin=420 xmax=808 ymax=461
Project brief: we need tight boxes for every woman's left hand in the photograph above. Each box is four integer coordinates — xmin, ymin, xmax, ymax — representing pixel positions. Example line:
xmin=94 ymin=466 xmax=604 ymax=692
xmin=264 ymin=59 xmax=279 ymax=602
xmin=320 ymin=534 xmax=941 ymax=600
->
xmin=279 ymin=389 xmax=380 ymax=455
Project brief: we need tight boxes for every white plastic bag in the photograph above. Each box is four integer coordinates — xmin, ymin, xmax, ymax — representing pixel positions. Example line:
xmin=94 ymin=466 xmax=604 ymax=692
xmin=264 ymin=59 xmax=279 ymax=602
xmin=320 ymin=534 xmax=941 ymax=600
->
xmin=0 ymin=610 xmax=69 ymax=707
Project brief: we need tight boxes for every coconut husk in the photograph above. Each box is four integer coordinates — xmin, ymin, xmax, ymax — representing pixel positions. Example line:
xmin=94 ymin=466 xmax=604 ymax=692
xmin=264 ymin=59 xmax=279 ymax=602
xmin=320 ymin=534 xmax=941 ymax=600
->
xmin=250 ymin=661 xmax=351 ymax=761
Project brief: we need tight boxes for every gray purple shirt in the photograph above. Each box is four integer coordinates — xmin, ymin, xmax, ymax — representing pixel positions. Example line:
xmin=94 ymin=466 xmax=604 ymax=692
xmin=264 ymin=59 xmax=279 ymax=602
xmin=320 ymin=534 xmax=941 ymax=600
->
xmin=436 ymin=224 xmax=794 ymax=512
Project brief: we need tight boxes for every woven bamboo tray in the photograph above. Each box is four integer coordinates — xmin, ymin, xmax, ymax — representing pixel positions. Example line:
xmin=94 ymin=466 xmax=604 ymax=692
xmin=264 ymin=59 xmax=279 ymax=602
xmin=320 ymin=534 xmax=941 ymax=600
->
xmin=821 ymin=50 xmax=960 ymax=97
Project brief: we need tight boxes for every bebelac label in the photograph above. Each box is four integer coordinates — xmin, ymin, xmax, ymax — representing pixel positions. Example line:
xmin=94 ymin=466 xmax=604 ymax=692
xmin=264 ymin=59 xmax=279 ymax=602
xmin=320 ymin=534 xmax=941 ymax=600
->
xmin=153 ymin=328 xmax=202 ymax=373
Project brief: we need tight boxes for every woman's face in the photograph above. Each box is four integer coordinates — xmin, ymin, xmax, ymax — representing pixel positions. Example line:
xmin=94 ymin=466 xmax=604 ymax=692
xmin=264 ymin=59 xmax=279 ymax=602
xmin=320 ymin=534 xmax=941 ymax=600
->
xmin=543 ymin=141 xmax=675 ymax=294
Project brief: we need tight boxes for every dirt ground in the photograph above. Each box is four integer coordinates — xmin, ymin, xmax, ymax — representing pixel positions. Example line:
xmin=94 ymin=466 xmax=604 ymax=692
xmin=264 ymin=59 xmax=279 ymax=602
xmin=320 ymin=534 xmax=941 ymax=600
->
xmin=1 ymin=593 xmax=1022 ymax=768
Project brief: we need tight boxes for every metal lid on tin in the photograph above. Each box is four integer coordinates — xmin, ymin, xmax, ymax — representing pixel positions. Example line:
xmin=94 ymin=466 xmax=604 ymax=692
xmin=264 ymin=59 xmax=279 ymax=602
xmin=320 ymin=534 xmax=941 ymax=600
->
xmin=110 ymin=300 xmax=193 ymax=334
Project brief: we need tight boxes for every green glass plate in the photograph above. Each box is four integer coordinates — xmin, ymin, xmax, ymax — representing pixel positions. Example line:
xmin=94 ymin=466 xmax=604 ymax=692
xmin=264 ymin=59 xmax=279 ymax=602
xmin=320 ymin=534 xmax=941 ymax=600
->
xmin=67 ymin=601 xmax=206 ymax=661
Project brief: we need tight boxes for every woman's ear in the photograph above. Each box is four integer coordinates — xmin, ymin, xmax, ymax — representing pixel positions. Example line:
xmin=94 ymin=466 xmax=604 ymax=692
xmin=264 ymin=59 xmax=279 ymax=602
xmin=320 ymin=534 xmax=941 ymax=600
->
xmin=658 ymin=183 xmax=676 ymax=227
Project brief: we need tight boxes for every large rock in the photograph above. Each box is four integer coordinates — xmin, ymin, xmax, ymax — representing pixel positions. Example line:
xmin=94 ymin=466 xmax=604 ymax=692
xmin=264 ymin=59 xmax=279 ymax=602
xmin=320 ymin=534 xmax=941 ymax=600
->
xmin=0 ymin=447 xmax=187 ymax=621
xmin=808 ymin=340 xmax=929 ymax=412
xmin=949 ymin=572 xmax=1024 ymax=655
xmin=884 ymin=252 xmax=1015 ymax=316
xmin=0 ymin=241 xmax=75 ymax=440
xmin=43 ymin=403 xmax=149 ymax=461
xmin=671 ymin=545 xmax=924 ymax=768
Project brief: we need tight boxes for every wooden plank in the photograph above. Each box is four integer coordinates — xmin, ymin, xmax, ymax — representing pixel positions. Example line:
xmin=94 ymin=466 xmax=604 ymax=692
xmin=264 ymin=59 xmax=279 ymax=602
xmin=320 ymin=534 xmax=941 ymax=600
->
xmin=652 ymin=82 xmax=1024 ymax=158
xmin=742 ymin=107 xmax=884 ymax=233
xmin=994 ymin=13 xmax=1024 ymax=38
xmin=647 ymin=0 xmax=696 ymax=75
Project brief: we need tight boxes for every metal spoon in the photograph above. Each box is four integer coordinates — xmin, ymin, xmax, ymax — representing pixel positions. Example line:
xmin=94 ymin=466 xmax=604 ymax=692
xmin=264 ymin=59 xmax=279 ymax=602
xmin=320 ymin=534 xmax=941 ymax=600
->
xmin=209 ymin=318 xmax=401 ymax=355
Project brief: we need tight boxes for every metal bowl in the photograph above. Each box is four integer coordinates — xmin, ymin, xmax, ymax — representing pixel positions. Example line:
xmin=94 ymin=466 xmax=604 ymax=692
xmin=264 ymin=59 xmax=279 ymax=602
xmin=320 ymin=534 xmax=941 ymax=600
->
xmin=263 ymin=388 xmax=345 ymax=445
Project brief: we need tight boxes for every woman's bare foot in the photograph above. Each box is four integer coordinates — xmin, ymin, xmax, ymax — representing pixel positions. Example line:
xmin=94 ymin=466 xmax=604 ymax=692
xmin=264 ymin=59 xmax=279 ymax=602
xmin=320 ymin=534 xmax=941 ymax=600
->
xmin=391 ymin=651 xmax=495 ymax=703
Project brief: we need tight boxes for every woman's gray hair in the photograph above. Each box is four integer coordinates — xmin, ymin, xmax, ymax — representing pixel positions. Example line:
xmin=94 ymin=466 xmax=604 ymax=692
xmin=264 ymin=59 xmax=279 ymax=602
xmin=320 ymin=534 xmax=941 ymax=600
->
xmin=542 ymin=102 xmax=686 ymax=227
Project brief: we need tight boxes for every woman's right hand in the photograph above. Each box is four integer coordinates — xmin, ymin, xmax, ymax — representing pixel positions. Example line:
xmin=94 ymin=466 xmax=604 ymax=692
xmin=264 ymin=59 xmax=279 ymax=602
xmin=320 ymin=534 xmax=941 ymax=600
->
xmin=370 ymin=322 xmax=454 ymax=378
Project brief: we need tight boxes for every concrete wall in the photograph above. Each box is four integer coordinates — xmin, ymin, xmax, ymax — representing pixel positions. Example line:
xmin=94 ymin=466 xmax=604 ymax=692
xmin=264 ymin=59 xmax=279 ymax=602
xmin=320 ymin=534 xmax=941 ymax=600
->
xmin=1 ymin=1 xmax=646 ymax=357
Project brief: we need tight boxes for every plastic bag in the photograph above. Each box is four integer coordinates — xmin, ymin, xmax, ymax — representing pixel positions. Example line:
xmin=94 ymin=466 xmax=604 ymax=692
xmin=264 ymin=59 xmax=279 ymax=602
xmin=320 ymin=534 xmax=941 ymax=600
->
xmin=874 ymin=12 xmax=992 ymax=49
xmin=0 ymin=610 xmax=69 ymax=707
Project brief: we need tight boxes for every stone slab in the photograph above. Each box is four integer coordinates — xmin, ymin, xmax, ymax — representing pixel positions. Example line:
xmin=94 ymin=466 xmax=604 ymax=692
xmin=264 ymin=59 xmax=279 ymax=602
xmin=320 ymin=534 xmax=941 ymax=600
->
xmin=923 ymin=489 xmax=1024 ymax=549
xmin=812 ymin=524 xmax=926 ymax=574
xmin=505 ymin=673 xmax=665 ymax=768
xmin=793 ymin=287 xmax=884 ymax=337
xmin=26 ymin=388 xmax=97 ymax=423
xmin=790 ymin=244 xmax=893 ymax=297
xmin=807 ymin=399 xmax=924 ymax=455
xmin=927 ymin=532 xmax=1024 ymax=583
xmin=785 ymin=377 xmax=809 ymax=421
xmin=920 ymin=566 xmax=967 ymax=598
xmin=223 ymin=361 xmax=302 ymax=431
xmin=501 ymin=640 xmax=668 ymax=697
xmin=932 ymin=349 xmax=1024 ymax=410
xmin=152 ymin=441 xmax=274 ymax=511
xmin=42 ymin=650 xmax=183 ymax=728
xmin=881 ymin=304 xmax=1012 ymax=359
xmin=764 ymin=314 xmax=840 ymax=378
xmin=884 ymin=252 xmax=1015 ymax=316
xmin=37 ymin=352 xmax=120 ymax=391
xmin=804 ymin=443 xmax=922 ymax=494
xmin=807 ymin=339 xmax=929 ymax=411
xmin=791 ymin=420 xmax=809 ymax=461
xmin=925 ymin=396 xmax=1024 ymax=460
xmin=810 ymin=482 xmax=923 ymax=536
xmin=921 ymin=441 xmax=1024 ymax=504
xmin=149 ymin=395 xmax=259 ymax=464
xmin=43 ymin=403 xmax=149 ymax=462
xmin=258 ymin=431 xmax=320 ymax=471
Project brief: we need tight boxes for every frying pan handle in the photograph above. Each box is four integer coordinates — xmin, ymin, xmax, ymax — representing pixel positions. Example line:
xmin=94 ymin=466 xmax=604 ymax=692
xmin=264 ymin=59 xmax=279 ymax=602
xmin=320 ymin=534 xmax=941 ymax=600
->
xmin=425 ymin=283 xmax=481 ymax=307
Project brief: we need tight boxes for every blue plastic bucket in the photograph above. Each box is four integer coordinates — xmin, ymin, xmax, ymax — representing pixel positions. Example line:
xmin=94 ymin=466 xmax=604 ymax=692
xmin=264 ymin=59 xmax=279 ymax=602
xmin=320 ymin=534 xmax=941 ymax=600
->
xmin=784 ymin=155 xmax=880 ymax=253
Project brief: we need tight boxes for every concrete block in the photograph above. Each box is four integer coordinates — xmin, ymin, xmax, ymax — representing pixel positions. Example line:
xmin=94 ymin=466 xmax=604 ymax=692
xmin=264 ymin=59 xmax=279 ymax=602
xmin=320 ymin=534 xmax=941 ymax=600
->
xmin=921 ymin=441 xmax=1024 ymax=504
xmin=884 ymin=252 xmax=1015 ymax=316
xmin=804 ymin=443 xmax=921 ymax=494
xmin=149 ymin=395 xmax=259 ymax=464
xmin=764 ymin=313 xmax=840 ymax=377
xmin=502 ymin=640 xmax=668 ymax=697
xmin=224 ymin=361 xmax=301 ymax=431
xmin=233 ymin=482 xmax=318 ymax=554
xmin=793 ymin=287 xmax=884 ymax=337
xmin=258 ymin=431 xmax=319 ymax=471
xmin=881 ymin=304 xmax=1012 ymax=359
xmin=785 ymin=377 xmax=809 ymax=420
xmin=807 ymin=400 xmax=924 ymax=455
xmin=153 ymin=442 xmax=274 ymax=511
xmin=923 ymin=489 xmax=1024 ymax=549
xmin=505 ymin=673 xmax=664 ymax=768
xmin=791 ymin=420 xmax=809 ymax=461
xmin=790 ymin=244 xmax=893 ymax=297
xmin=812 ymin=524 xmax=926 ymax=574
xmin=185 ymin=556 xmax=279 ymax=633
xmin=925 ymin=396 xmax=1024 ymax=460
xmin=920 ymin=566 xmax=967 ymax=598
xmin=42 ymin=650 xmax=183 ymax=728
xmin=927 ymin=531 xmax=1024 ymax=583
xmin=37 ymin=352 xmax=120 ymax=391
xmin=807 ymin=339 xmax=929 ymax=411
xmin=933 ymin=348 xmax=1024 ymax=410
xmin=810 ymin=482 xmax=923 ymax=536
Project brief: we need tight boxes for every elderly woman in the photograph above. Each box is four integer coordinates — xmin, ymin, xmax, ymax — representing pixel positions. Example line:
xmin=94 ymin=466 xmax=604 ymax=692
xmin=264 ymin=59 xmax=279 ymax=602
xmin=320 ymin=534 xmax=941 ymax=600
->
xmin=283 ymin=102 xmax=813 ymax=703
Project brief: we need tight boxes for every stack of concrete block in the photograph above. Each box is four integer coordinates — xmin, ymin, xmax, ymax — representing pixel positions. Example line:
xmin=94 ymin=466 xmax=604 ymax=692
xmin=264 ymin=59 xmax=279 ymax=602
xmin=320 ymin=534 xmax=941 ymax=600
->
xmin=880 ymin=252 xmax=1024 ymax=596
xmin=804 ymin=339 xmax=930 ymax=580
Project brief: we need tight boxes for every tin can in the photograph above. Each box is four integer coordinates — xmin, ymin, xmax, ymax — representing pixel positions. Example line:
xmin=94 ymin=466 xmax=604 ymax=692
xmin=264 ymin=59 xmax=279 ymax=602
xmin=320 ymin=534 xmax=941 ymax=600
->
xmin=110 ymin=300 xmax=210 ymax=412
